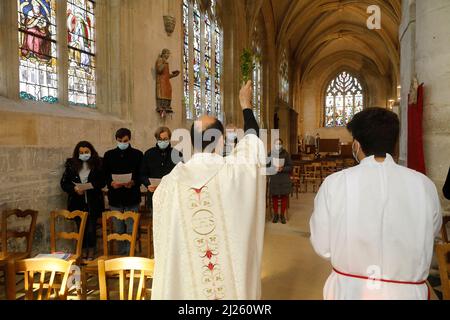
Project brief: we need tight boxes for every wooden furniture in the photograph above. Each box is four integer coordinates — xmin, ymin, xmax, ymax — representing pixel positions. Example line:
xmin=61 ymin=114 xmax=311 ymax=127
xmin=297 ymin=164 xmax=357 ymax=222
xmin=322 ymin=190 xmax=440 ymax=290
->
xmin=302 ymin=163 xmax=321 ymax=193
xmin=340 ymin=143 xmax=353 ymax=158
xmin=290 ymin=166 xmax=301 ymax=199
xmin=81 ymin=211 xmax=140 ymax=299
xmin=50 ymin=210 xmax=88 ymax=263
xmin=98 ymin=257 xmax=154 ymax=300
xmin=136 ymin=190 xmax=153 ymax=258
xmin=0 ymin=209 xmax=38 ymax=300
xmin=321 ymin=161 xmax=337 ymax=182
xmin=343 ymin=158 xmax=356 ymax=168
xmin=12 ymin=258 xmax=74 ymax=300
xmin=137 ymin=217 xmax=153 ymax=259
xmin=436 ymin=243 xmax=450 ymax=300
xmin=441 ymin=216 xmax=450 ymax=243
xmin=318 ymin=139 xmax=340 ymax=154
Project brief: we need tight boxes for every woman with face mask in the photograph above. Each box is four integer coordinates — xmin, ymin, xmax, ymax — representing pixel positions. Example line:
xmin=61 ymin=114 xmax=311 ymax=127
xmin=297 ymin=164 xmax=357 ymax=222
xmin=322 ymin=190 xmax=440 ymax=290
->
xmin=267 ymin=139 xmax=293 ymax=224
xmin=140 ymin=127 xmax=183 ymax=215
xmin=60 ymin=141 xmax=106 ymax=261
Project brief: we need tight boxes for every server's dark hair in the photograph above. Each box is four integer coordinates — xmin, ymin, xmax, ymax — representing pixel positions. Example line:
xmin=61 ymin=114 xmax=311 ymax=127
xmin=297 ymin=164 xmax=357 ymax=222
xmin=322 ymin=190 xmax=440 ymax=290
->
xmin=190 ymin=119 xmax=224 ymax=152
xmin=347 ymin=107 xmax=400 ymax=157
xmin=116 ymin=128 xmax=131 ymax=140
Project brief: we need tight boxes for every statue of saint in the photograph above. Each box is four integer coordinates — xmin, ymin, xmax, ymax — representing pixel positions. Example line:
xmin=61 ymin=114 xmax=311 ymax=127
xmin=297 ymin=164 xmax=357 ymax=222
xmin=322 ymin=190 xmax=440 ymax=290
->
xmin=156 ymin=49 xmax=180 ymax=115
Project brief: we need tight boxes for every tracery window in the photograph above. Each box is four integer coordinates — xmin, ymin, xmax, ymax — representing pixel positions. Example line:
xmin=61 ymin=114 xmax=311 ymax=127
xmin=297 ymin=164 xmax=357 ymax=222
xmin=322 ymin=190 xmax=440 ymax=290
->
xmin=183 ymin=0 xmax=223 ymax=120
xmin=67 ymin=0 xmax=96 ymax=107
xmin=18 ymin=0 xmax=58 ymax=103
xmin=279 ymin=49 xmax=289 ymax=103
xmin=252 ymin=25 xmax=262 ymax=124
xmin=324 ymin=71 xmax=364 ymax=127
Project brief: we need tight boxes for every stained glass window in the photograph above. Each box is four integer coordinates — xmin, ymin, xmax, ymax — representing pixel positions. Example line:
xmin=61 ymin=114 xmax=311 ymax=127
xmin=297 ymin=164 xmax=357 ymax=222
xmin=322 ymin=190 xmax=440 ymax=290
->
xmin=67 ymin=0 xmax=96 ymax=107
xmin=324 ymin=71 xmax=364 ymax=127
xmin=279 ymin=49 xmax=289 ymax=103
xmin=252 ymin=23 xmax=263 ymax=124
xmin=183 ymin=0 xmax=223 ymax=120
xmin=18 ymin=0 xmax=58 ymax=103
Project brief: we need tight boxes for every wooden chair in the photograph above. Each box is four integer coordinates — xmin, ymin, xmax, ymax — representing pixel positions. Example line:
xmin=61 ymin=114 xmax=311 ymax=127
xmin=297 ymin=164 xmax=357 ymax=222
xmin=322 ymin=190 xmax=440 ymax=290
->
xmin=302 ymin=163 xmax=321 ymax=193
xmin=50 ymin=210 xmax=88 ymax=263
xmin=321 ymin=161 xmax=337 ymax=182
xmin=137 ymin=191 xmax=153 ymax=258
xmin=81 ymin=211 xmax=140 ymax=299
xmin=290 ymin=166 xmax=301 ymax=199
xmin=0 ymin=209 xmax=38 ymax=300
xmin=343 ymin=158 xmax=356 ymax=168
xmin=137 ymin=217 xmax=153 ymax=259
xmin=98 ymin=257 xmax=154 ymax=300
xmin=1 ymin=209 xmax=38 ymax=261
xmin=436 ymin=243 xmax=450 ymax=300
xmin=335 ymin=159 xmax=344 ymax=172
xmin=12 ymin=258 xmax=74 ymax=300
xmin=441 ymin=216 xmax=450 ymax=243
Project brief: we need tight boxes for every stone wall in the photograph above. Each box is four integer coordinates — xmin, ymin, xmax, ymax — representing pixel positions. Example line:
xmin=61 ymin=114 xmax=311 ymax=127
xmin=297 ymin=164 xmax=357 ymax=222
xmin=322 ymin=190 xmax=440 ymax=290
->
xmin=0 ymin=0 xmax=187 ymax=253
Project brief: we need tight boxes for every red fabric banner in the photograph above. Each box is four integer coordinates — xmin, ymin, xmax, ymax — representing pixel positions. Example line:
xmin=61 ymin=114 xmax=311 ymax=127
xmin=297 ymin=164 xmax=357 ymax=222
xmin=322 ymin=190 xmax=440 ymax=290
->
xmin=407 ymin=84 xmax=426 ymax=175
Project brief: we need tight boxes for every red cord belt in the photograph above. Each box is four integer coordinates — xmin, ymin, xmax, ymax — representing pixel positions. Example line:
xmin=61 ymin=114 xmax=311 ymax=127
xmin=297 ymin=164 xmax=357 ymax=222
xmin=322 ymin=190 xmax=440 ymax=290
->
xmin=332 ymin=267 xmax=431 ymax=300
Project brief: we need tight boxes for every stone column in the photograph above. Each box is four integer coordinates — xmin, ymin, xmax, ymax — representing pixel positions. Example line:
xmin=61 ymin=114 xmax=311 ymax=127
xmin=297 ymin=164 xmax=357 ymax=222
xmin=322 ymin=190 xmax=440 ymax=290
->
xmin=401 ymin=0 xmax=450 ymax=211
xmin=417 ymin=0 xmax=450 ymax=211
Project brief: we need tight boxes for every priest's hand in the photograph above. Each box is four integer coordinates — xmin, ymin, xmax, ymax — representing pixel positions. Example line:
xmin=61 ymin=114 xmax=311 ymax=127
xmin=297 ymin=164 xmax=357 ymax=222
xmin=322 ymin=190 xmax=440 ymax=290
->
xmin=239 ymin=80 xmax=252 ymax=110
xmin=148 ymin=185 xmax=158 ymax=193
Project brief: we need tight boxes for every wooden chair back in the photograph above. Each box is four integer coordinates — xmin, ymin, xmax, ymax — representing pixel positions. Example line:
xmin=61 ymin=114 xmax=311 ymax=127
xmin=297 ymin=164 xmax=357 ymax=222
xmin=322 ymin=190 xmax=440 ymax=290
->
xmin=50 ymin=210 xmax=88 ymax=259
xmin=303 ymin=164 xmax=317 ymax=180
xmin=1 ymin=209 xmax=38 ymax=256
xmin=102 ymin=211 xmax=140 ymax=257
xmin=292 ymin=166 xmax=301 ymax=179
xmin=436 ymin=243 xmax=450 ymax=300
xmin=343 ymin=159 xmax=356 ymax=168
xmin=14 ymin=258 xmax=74 ymax=300
xmin=98 ymin=257 xmax=154 ymax=300
xmin=441 ymin=216 xmax=450 ymax=243
xmin=321 ymin=161 xmax=337 ymax=179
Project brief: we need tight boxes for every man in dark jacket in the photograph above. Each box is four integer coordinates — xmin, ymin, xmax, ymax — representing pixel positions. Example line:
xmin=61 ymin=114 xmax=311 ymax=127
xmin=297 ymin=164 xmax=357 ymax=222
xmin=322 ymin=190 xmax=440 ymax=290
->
xmin=103 ymin=128 xmax=143 ymax=255
xmin=140 ymin=127 xmax=183 ymax=215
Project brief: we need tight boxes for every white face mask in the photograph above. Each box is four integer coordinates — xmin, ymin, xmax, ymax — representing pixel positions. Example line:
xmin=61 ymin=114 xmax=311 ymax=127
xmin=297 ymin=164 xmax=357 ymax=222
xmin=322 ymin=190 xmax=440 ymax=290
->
xmin=79 ymin=153 xmax=91 ymax=162
xmin=352 ymin=141 xmax=361 ymax=164
xmin=117 ymin=142 xmax=130 ymax=150
xmin=157 ymin=140 xmax=170 ymax=150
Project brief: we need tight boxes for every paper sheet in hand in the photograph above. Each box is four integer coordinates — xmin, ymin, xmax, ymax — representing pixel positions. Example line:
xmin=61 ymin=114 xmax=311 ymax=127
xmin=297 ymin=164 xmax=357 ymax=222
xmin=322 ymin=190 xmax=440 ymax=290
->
xmin=35 ymin=253 xmax=71 ymax=260
xmin=272 ymin=158 xmax=285 ymax=168
xmin=74 ymin=182 xmax=94 ymax=191
xmin=149 ymin=178 xmax=162 ymax=186
xmin=112 ymin=173 xmax=132 ymax=183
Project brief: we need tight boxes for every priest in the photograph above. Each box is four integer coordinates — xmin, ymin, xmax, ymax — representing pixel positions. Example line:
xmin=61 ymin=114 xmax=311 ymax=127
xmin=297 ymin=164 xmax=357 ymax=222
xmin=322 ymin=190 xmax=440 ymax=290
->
xmin=152 ymin=81 xmax=267 ymax=300
xmin=310 ymin=107 xmax=442 ymax=300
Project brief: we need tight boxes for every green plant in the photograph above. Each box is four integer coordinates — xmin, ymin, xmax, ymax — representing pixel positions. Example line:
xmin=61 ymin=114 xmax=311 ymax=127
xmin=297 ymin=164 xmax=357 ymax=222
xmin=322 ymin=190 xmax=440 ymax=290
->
xmin=240 ymin=48 xmax=254 ymax=84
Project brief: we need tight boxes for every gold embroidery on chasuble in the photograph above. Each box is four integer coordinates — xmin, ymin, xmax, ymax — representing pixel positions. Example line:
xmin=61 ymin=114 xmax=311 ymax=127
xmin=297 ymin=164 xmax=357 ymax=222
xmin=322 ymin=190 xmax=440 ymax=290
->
xmin=182 ymin=185 xmax=230 ymax=300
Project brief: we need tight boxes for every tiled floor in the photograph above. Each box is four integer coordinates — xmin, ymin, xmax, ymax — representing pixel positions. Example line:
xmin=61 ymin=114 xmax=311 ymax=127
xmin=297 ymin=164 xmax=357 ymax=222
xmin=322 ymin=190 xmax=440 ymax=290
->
xmin=261 ymin=193 xmax=330 ymax=300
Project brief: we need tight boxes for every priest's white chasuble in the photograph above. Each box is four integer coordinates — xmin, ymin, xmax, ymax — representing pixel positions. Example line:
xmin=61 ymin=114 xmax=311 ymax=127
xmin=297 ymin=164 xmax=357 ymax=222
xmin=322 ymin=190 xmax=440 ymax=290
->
xmin=152 ymin=135 xmax=267 ymax=300
xmin=310 ymin=155 xmax=442 ymax=300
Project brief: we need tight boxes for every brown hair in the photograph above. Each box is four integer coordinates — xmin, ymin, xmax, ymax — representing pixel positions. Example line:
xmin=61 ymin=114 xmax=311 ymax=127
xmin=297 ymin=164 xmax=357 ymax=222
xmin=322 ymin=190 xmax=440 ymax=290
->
xmin=154 ymin=127 xmax=172 ymax=140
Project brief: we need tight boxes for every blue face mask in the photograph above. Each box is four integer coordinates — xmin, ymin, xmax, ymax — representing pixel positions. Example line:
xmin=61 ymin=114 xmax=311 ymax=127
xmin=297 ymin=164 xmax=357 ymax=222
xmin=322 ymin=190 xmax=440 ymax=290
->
xmin=117 ymin=142 xmax=130 ymax=150
xmin=79 ymin=154 xmax=91 ymax=162
xmin=157 ymin=141 xmax=170 ymax=150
